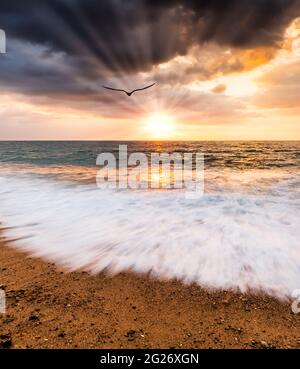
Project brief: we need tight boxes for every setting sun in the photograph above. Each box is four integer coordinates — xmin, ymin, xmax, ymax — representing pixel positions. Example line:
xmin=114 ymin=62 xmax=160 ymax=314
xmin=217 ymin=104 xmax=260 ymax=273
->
xmin=144 ymin=113 xmax=175 ymax=139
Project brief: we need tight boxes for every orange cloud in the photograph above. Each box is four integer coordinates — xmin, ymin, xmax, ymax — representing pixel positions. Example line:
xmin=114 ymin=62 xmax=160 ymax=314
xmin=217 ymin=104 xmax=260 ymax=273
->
xmin=238 ymin=47 xmax=277 ymax=71
xmin=212 ymin=84 xmax=227 ymax=94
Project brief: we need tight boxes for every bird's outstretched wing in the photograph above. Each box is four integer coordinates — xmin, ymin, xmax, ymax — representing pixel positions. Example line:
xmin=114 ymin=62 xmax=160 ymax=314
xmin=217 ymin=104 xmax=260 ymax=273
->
xmin=103 ymin=83 xmax=156 ymax=96
xmin=103 ymin=86 xmax=128 ymax=94
xmin=131 ymin=83 xmax=156 ymax=94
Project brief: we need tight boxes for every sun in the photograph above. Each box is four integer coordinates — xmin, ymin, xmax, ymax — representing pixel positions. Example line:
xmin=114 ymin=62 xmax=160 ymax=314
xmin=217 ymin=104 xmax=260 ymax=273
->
xmin=144 ymin=113 xmax=175 ymax=139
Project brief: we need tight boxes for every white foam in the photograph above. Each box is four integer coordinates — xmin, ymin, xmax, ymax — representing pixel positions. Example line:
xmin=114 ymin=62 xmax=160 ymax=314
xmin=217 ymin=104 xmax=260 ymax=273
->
xmin=0 ymin=170 xmax=299 ymax=300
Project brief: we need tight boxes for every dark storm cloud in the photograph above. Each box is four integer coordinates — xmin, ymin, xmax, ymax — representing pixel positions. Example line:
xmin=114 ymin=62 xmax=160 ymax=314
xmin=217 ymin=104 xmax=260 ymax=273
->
xmin=0 ymin=0 xmax=299 ymax=98
xmin=148 ymin=0 xmax=300 ymax=48
xmin=2 ymin=1 xmax=299 ymax=61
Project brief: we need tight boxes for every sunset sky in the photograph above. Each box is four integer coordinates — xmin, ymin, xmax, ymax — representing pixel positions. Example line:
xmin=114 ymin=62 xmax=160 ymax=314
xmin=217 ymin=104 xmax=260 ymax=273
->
xmin=1 ymin=0 xmax=300 ymax=140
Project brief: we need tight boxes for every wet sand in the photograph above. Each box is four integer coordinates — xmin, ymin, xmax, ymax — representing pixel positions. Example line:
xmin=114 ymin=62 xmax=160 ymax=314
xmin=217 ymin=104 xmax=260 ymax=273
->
xmin=0 ymin=241 xmax=300 ymax=349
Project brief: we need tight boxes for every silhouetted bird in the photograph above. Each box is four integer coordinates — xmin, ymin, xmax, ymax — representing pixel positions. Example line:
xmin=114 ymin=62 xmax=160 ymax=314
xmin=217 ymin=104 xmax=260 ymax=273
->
xmin=103 ymin=83 xmax=156 ymax=97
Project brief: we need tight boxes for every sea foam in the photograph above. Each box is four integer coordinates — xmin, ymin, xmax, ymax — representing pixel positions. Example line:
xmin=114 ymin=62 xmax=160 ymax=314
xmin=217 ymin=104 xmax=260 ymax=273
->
xmin=0 ymin=170 xmax=299 ymax=300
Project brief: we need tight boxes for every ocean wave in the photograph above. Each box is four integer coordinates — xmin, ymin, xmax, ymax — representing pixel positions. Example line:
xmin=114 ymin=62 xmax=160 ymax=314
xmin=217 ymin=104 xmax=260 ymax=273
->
xmin=0 ymin=170 xmax=299 ymax=300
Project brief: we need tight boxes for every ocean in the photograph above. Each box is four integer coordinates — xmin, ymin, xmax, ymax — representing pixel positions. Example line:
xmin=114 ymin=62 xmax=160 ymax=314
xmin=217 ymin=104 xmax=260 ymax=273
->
xmin=0 ymin=141 xmax=299 ymax=299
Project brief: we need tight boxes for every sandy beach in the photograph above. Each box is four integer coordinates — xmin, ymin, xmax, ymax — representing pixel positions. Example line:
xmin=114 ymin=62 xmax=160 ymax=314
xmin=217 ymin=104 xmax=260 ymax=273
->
xmin=0 ymin=240 xmax=299 ymax=349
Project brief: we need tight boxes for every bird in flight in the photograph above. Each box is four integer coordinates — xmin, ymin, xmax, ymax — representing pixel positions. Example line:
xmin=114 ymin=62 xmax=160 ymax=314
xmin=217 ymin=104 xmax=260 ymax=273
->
xmin=103 ymin=83 xmax=156 ymax=97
